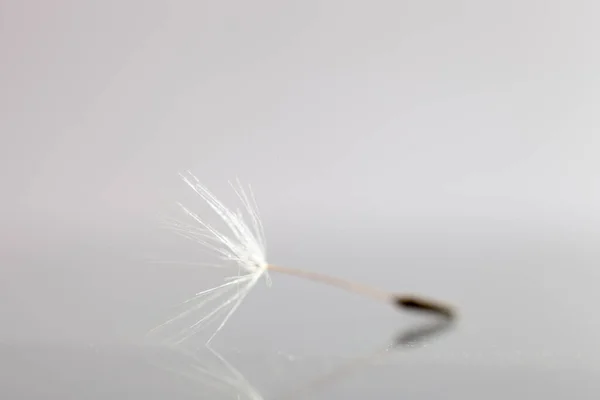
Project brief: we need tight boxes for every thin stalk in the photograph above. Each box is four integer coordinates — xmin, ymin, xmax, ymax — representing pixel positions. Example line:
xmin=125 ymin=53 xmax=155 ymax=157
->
xmin=267 ymin=264 xmax=456 ymax=320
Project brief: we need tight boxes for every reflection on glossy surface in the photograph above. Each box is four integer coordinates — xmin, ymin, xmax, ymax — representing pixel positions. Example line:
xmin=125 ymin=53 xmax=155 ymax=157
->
xmin=1 ymin=318 xmax=448 ymax=400
xmin=0 ymin=317 xmax=458 ymax=399
xmin=147 ymin=315 xmax=456 ymax=399
xmin=0 ymin=342 xmax=269 ymax=400
xmin=145 ymin=344 xmax=265 ymax=399
xmin=1 ymin=336 xmax=599 ymax=399
xmin=278 ymin=315 xmax=455 ymax=399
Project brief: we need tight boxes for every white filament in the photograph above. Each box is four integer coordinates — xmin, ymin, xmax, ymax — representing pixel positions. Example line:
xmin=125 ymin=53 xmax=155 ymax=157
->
xmin=148 ymin=171 xmax=270 ymax=345
xmin=150 ymin=345 xmax=265 ymax=400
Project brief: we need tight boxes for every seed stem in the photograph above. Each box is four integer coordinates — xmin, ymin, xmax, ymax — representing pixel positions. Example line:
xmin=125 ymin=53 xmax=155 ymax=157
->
xmin=266 ymin=264 xmax=455 ymax=319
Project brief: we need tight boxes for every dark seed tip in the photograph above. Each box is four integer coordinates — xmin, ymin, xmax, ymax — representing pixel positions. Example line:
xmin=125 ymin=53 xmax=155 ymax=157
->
xmin=394 ymin=295 xmax=455 ymax=320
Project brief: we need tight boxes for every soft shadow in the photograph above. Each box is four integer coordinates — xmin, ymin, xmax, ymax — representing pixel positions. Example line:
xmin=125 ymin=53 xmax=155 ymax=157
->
xmin=143 ymin=314 xmax=455 ymax=400
xmin=394 ymin=316 xmax=455 ymax=348
xmin=275 ymin=315 xmax=456 ymax=399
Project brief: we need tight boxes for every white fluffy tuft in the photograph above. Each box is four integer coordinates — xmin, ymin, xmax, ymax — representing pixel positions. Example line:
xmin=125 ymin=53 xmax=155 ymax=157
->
xmin=148 ymin=171 xmax=270 ymax=345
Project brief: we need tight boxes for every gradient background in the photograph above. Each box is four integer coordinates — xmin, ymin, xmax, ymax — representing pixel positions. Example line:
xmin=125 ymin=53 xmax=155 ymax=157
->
xmin=1 ymin=1 xmax=600 ymax=398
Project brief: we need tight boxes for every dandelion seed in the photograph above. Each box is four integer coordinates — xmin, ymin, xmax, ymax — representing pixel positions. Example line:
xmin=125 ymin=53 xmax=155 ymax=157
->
xmin=149 ymin=172 xmax=456 ymax=346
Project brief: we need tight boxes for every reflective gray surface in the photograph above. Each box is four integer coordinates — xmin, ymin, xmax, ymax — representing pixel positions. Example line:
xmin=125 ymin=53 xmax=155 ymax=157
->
xmin=1 ymin=341 xmax=599 ymax=400
xmin=2 ymin=0 xmax=600 ymax=398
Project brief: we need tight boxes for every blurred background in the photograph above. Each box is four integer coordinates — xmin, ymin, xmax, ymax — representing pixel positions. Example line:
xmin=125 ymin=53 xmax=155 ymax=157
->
xmin=1 ymin=1 xmax=600 ymax=398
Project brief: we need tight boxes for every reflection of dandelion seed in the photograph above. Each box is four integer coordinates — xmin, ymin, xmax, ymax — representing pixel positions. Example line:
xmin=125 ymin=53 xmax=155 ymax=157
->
xmin=147 ymin=345 xmax=265 ymax=400
xmin=144 ymin=317 xmax=454 ymax=400
xmin=148 ymin=171 xmax=456 ymax=346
